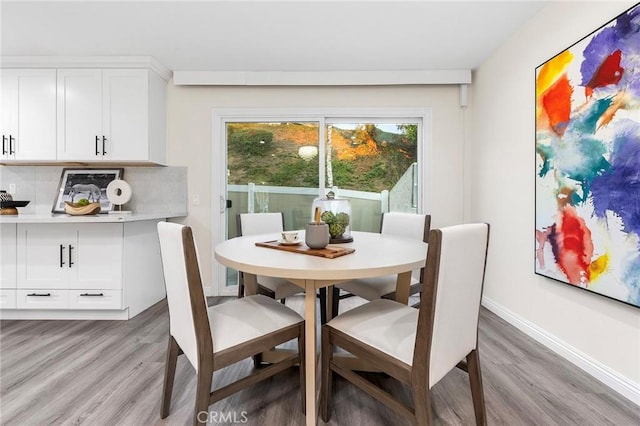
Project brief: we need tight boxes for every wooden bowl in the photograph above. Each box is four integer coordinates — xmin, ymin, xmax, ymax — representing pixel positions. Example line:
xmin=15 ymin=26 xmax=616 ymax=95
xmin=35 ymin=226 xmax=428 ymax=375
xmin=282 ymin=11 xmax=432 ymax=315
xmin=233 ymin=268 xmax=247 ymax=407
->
xmin=64 ymin=201 xmax=101 ymax=215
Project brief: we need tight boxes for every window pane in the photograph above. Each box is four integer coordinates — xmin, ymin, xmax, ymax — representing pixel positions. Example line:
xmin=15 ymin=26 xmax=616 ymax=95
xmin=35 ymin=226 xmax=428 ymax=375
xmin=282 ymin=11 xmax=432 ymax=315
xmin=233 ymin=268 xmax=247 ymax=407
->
xmin=227 ymin=122 xmax=319 ymax=188
xmin=325 ymin=123 xmax=418 ymax=224
xmin=226 ymin=121 xmax=320 ymax=236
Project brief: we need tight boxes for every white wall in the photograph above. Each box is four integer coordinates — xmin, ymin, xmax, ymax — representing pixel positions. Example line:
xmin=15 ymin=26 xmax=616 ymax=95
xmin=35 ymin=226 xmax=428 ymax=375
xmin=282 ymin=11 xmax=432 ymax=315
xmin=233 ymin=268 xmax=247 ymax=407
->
xmin=166 ymin=84 xmax=466 ymax=291
xmin=470 ymin=1 xmax=640 ymax=400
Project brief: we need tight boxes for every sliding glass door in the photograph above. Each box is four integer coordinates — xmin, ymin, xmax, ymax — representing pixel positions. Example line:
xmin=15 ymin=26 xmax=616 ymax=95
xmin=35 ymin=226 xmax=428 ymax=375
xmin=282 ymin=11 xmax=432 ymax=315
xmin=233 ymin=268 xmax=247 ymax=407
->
xmin=212 ymin=109 xmax=428 ymax=295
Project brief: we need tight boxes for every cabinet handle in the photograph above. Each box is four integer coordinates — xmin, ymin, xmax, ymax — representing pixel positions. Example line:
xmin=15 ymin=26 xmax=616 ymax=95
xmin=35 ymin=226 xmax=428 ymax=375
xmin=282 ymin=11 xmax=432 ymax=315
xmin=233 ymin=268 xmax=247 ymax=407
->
xmin=68 ymin=245 xmax=74 ymax=268
xmin=9 ymin=135 xmax=15 ymax=155
xmin=2 ymin=135 xmax=6 ymax=155
xmin=80 ymin=293 xmax=104 ymax=297
xmin=27 ymin=293 xmax=51 ymax=297
xmin=95 ymin=136 xmax=100 ymax=156
xmin=60 ymin=244 xmax=66 ymax=267
xmin=102 ymin=136 xmax=107 ymax=155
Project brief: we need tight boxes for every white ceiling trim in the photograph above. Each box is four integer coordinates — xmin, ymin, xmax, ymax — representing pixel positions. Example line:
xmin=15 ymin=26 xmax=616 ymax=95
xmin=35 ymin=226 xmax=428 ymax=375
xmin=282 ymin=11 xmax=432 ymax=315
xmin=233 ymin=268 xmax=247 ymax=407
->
xmin=173 ymin=70 xmax=472 ymax=86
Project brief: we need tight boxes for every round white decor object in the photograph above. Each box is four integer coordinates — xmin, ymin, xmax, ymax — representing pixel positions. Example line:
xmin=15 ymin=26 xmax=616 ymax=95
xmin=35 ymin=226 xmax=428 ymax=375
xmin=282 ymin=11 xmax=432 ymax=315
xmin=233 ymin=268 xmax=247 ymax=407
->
xmin=106 ymin=179 xmax=132 ymax=205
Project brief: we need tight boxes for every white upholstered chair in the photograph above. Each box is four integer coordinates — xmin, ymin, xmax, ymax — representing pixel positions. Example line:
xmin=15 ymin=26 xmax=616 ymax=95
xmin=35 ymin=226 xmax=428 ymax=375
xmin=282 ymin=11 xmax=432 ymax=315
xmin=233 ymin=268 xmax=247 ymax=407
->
xmin=321 ymin=223 xmax=490 ymax=425
xmin=332 ymin=212 xmax=431 ymax=315
xmin=157 ymin=222 xmax=305 ymax=425
xmin=236 ymin=212 xmax=330 ymax=324
xmin=236 ymin=212 xmax=304 ymax=301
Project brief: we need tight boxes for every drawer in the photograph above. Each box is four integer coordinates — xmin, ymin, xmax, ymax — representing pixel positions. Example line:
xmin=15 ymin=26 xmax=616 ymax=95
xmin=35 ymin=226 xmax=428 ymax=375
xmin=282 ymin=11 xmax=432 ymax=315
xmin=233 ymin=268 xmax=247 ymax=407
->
xmin=69 ymin=289 xmax=123 ymax=310
xmin=17 ymin=289 xmax=69 ymax=309
xmin=0 ymin=289 xmax=16 ymax=309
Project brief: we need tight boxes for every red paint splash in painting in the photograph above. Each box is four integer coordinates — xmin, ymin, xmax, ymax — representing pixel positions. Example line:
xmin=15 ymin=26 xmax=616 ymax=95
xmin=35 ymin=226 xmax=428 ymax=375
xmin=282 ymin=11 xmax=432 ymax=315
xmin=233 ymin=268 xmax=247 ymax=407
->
xmin=542 ymin=74 xmax=573 ymax=136
xmin=585 ymin=49 xmax=623 ymax=98
xmin=548 ymin=206 xmax=594 ymax=285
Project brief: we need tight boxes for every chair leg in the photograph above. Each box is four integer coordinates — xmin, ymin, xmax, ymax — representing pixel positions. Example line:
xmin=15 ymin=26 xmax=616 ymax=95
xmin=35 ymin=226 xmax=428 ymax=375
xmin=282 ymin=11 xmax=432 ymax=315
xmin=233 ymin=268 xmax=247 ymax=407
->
xmin=320 ymin=325 xmax=333 ymax=422
xmin=298 ymin=323 xmax=306 ymax=414
xmin=331 ymin=286 xmax=340 ymax=319
xmin=412 ymin=381 xmax=433 ymax=426
xmin=467 ymin=349 xmax=487 ymax=426
xmin=160 ymin=336 xmax=180 ymax=419
xmin=319 ymin=288 xmax=327 ymax=324
xmin=252 ymin=353 xmax=263 ymax=369
xmin=193 ymin=363 xmax=213 ymax=425
xmin=237 ymin=272 xmax=245 ymax=298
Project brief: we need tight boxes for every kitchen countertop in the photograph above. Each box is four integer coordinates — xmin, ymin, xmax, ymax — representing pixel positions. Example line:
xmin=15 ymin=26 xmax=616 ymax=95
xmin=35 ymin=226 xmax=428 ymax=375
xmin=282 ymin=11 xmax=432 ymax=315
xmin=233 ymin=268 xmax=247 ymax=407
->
xmin=0 ymin=212 xmax=187 ymax=223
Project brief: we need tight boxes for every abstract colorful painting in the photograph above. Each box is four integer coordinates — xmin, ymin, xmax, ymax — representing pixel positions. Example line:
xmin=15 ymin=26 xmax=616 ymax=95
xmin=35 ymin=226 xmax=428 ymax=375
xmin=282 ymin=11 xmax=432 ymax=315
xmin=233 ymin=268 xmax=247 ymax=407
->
xmin=535 ymin=4 xmax=640 ymax=308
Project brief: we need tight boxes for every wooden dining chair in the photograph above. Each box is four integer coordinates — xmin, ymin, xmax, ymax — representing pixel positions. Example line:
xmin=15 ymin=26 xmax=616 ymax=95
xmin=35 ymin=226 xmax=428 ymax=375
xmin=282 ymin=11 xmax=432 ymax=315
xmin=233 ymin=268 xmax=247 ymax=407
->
xmin=157 ymin=222 xmax=305 ymax=425
xmin=236 ymin=212 xmax=330 ymax=324
xmin=236 ymin=212 xmax=304 ymax=302
xmin=321 ymin=223 xmax=490 ymax=425
xmin=331 ymin=212 xmax=431 ymax=316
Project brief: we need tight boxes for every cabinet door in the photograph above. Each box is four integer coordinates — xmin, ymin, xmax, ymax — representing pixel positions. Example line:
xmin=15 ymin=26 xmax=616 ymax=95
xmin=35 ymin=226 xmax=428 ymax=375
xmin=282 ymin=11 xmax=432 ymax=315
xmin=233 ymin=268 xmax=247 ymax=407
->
xmin=103 ymin=69 xmax=149 ymax=161
xmin=17 ymin=224 xmax=72 ymax=289
xmin=0 ymin=69 xmax=56 ymax=160
xmin=0 ymin=70 xmax=17 ymax=159
xmin=69 ymin=223 xmax=123 ymax=289
xmin=0 ymin=224 xmax=17 ymax=289
xmin=57 ymin=69 xmax=103 ymax=160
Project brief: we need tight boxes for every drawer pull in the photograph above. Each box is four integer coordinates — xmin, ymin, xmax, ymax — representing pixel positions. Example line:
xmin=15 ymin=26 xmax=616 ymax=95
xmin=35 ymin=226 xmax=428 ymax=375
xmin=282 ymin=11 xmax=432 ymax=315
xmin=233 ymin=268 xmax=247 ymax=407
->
xmin=80 ymin=293 xmax=104 ymax=297
xmin=27 ymin=293 xmax=51 ymax=297
xmin=69 ymin=245 xmax=74 ymax=268
xmin=95 ymin=135 xmax=100 ymax=155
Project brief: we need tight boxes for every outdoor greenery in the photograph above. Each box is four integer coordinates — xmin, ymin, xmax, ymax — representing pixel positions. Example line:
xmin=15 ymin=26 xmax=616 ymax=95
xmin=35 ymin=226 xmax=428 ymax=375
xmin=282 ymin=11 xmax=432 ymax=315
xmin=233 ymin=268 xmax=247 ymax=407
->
xmin=227 ymin=122 xmax=417 ymax=193
xmin=228 ymin=129 xmax=274 ymax=155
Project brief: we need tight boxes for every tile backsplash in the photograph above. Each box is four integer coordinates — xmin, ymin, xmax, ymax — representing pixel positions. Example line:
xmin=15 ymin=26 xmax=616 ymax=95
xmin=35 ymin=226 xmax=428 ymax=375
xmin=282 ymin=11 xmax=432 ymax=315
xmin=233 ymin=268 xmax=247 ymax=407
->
xmin=0 ymin=166 xmax=187 ymax=215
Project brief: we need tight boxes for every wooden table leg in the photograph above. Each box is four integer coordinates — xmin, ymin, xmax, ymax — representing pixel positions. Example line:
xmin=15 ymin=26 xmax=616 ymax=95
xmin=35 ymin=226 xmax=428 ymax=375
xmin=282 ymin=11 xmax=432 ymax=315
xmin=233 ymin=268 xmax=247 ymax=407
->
xmin=304 ymin=280 xmax=318 ymax=426
xmin=395 ymin=271 xmax=412 ymax=305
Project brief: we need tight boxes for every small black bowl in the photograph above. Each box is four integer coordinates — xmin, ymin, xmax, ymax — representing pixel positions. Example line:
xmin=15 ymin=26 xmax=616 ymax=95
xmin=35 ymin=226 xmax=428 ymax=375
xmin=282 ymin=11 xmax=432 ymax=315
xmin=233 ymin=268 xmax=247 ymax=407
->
xmin=0 ymin=200 xmax=30 ymax=208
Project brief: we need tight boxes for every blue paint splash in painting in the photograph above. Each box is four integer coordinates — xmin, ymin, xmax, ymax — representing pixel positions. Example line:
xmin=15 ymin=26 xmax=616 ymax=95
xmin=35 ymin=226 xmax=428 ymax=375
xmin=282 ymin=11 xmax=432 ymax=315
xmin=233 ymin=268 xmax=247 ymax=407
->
xmin=591 ymin=121 xmax=640 ymax=236
xmin=581 ymin=6 xmax=640 ymax=97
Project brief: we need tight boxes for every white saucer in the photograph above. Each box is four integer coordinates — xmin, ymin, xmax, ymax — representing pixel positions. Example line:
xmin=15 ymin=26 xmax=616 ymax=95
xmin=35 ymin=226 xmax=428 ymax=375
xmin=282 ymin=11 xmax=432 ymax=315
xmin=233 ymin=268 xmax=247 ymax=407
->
xmin=278 ymin=239 xmax=302 ymax=246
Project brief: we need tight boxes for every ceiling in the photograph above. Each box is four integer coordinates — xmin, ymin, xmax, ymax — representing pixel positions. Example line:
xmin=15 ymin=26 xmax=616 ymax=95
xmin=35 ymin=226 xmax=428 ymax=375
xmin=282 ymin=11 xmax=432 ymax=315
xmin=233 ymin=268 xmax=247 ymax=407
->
xmin=0 ymin=1 xmax=547 ymax=72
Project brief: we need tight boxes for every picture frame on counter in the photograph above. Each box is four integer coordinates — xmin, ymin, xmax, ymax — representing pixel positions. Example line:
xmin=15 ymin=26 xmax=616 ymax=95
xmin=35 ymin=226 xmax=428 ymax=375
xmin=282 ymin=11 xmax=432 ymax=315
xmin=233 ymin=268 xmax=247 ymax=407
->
xmin=52 ymin=168 xmax=124 ymax=214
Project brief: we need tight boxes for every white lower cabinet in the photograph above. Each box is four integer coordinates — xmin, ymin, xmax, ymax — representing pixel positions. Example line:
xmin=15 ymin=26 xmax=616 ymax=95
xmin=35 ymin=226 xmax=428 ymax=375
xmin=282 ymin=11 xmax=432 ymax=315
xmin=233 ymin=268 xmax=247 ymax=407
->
xmin=3 ymin=220 xmax=166 ymax=319
xmin=17 ymin=289 xmax=68 ymax=310
xmin=17 ymin=223 xmax=123 ymax=307
xmin=1 ymin=224 xmax=17 ymax=290
xmin=0 ymin=289 xmax=16 ymax=309
xmin=69 ymin=289 xmax=122 ymax=310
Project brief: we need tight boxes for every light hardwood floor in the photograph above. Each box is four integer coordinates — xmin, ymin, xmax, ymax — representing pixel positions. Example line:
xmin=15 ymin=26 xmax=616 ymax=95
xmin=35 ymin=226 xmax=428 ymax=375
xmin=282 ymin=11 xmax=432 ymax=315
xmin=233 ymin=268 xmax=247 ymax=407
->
xmin=1 ymin=295 xmax=638 ymax=425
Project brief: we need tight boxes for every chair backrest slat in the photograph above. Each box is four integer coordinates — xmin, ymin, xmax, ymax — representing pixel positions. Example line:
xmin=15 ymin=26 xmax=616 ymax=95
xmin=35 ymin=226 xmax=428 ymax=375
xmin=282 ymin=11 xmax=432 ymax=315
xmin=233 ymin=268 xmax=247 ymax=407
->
xmin=237 ymin=212 xmax=285 ymax=236
xmin=381 ymin=212 xmax=431 ymax=281
xmin=414 ymin=223 xmax=489 ymax=389
xmin=381 ymin=212 xmax=430 ymax=242
xmin=158 ymin=222 xmax=212 ymax=371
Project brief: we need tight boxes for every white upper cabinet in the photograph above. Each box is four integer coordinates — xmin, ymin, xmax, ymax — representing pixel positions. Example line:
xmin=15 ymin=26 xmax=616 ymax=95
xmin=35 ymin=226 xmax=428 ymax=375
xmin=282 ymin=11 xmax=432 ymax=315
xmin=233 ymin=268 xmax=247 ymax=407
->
xmin=56 ymin=69 xmax=103 ymax=160
xmin=0 ymin=69 xmax=57 ymax=160
xmin=57 ymin=68 xmax=166 ymax=164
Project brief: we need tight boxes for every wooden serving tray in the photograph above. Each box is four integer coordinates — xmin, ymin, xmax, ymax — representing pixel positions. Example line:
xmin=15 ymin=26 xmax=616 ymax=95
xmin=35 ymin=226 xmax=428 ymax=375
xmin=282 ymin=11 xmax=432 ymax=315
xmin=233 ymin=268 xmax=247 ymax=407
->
xmin=256 ymin=240 xmax=355 ymax=259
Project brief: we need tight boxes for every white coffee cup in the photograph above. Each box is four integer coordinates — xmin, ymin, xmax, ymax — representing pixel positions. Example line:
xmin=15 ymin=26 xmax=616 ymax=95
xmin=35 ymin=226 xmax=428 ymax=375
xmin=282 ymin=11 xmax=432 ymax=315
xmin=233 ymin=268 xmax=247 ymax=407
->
xmin=281 ymin=231 xmax=299 ymax=243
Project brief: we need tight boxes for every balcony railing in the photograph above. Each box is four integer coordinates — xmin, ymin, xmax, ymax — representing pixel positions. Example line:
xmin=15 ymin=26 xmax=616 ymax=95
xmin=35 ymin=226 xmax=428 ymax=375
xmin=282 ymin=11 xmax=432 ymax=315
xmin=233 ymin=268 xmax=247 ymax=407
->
xmin=227 ymin=163 xmax=418 ymax=237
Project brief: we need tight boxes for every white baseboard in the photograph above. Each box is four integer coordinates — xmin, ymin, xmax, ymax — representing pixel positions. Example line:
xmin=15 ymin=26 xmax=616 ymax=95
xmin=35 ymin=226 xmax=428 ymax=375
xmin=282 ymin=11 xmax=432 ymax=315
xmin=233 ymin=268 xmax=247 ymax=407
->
xmin=481 ymin=296 xmax=640 ymax=407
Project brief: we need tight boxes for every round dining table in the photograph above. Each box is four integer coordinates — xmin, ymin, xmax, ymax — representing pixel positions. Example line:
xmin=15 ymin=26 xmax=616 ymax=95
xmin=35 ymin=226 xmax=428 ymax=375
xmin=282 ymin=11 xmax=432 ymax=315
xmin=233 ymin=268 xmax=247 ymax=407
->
xmin=215 ymin=230 xmax=427 ymax=426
